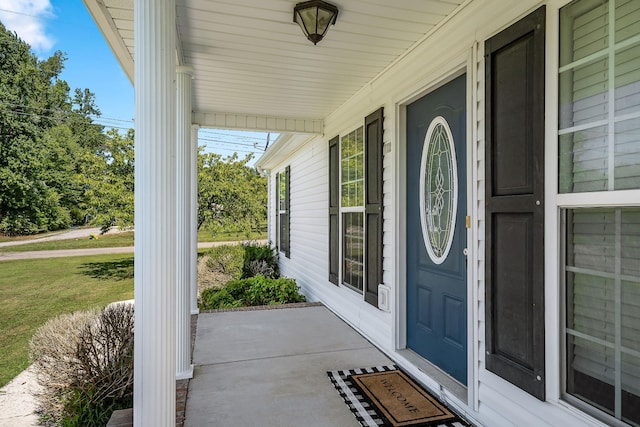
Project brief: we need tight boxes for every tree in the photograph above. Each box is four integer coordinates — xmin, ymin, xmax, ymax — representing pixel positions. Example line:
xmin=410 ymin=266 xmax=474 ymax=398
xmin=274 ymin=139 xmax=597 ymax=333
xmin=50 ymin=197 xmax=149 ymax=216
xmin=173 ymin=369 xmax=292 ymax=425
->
xmin=198 ymin=152 xmax=267 ymax=236
xmin=81 ymin=129 xmax=135 ymax=233
xmin=0 ymin=22 xmax=129 ymax=235
xmin=0 ymin=22 xmax=73 ymax=234
xmin=0 ymin=22 xmax=265 ymax=236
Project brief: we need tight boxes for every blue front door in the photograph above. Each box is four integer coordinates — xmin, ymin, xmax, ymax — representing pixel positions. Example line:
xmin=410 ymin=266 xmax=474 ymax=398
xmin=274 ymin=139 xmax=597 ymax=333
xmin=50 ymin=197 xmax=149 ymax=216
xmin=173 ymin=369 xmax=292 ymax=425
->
xmin=406 ymin=75 xmax=467 ymax=384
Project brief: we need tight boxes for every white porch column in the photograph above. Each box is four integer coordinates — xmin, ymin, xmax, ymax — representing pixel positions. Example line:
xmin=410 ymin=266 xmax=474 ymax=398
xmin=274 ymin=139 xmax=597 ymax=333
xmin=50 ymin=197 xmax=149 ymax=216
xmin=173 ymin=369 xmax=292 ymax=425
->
xmin=133 ymin=0 xmax=176 ymax=426
xmin=190 ymin=124 xmax=200 ymax=314
xmin=176 ymin=66 xmax=194 ymax=380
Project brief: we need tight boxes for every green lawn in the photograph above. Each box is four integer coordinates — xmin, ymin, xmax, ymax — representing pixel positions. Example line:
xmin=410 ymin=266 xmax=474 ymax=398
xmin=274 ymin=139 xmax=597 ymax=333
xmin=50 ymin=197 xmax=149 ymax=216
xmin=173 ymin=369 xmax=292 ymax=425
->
xmin=197 ymin=229 xmax=267 ymax=243
xmin=0 ymin=230 xmax=266 ymax=252
xmin=0 ymin=230 xmax=64 ymax=243
xmin=0 ymin=254 xmax=134 ymax=387
xmin=0 ymin=232 xmax=135 ymax=252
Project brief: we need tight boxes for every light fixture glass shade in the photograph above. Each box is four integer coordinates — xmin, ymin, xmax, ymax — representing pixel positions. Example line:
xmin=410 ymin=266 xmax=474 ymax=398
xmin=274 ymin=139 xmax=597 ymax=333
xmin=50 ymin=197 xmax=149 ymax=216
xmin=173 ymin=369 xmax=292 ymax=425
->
xmin=293 ymin=0 xmax=338 ymax=45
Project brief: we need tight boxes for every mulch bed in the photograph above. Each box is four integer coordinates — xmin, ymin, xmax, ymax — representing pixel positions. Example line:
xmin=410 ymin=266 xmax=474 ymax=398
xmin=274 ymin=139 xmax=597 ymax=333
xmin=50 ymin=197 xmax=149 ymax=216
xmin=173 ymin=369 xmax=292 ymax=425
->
xmin=199 ymin=301 xmax=323 ymax=313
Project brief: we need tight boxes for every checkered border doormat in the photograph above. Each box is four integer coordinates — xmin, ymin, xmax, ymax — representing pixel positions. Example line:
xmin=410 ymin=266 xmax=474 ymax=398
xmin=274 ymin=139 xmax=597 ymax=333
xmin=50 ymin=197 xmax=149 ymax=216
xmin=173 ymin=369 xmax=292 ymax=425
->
xmin=327 ymin=365 xmax=470 ymax=427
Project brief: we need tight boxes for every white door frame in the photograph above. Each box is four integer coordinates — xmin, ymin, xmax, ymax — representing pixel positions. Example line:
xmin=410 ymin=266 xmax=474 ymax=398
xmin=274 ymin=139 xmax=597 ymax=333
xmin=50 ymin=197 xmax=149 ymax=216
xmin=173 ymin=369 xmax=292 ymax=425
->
xmin=392 ymin=47 xmax=477 ymax=408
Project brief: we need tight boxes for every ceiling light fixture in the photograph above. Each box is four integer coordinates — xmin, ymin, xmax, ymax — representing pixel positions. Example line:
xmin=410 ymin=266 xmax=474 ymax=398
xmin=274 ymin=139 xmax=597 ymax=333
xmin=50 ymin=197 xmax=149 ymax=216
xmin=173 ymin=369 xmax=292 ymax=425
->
xmin=293 ymin=0 xmax=339 ymax=45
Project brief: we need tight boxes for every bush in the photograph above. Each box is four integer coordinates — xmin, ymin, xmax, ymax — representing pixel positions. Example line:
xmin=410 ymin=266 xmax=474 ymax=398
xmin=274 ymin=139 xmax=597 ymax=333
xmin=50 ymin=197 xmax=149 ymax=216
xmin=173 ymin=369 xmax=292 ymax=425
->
xmin=242 ymin=243 xmax=279 ymax=279
xmin=198 ymin=243 xmax=282 ymax=304
xmin=0 ymin=212 xmax=41 ymax=236
xmin=30 ymin=303 xmax=134 ymax=427
xmin=200 ymin=275 xmax=305 ymax=309
xmin=206 ymin=244 xmax=244 ymax=281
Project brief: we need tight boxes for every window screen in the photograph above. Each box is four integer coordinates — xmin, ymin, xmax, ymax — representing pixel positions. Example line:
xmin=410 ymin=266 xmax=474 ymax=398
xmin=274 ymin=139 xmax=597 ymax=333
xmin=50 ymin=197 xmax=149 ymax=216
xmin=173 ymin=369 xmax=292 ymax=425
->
xmin=341 ymin=127 xmax=364 ymax=207
xmin=340 ymin=127 xmax=364 ymax=291
xmin=564 ymin=207 xmax=640 ymax=425
xmin=559 ymin=0 xmax=640 ymax=193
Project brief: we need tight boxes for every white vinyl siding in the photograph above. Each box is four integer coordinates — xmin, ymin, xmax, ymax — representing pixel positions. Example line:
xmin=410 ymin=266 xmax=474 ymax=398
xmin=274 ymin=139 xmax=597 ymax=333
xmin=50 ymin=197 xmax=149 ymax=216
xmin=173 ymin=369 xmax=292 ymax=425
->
xmin=277 ymin=141 xmax=328 ymax=287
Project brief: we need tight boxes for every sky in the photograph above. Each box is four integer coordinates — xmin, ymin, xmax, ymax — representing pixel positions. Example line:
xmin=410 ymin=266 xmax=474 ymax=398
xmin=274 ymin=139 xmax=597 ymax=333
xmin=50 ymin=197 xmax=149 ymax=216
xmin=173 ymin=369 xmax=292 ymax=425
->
xmin=0 ymin=0 xmax=271 ymax=164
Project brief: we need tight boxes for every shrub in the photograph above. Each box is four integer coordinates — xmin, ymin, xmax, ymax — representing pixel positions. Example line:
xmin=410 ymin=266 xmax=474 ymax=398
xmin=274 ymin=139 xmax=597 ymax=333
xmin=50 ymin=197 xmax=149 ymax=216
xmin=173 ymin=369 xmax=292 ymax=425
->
xmin=242 ymin=243 xmax=279 ymax=279
xmin=205 ymin=244 xmax=244 ymax=280
xmin=198 ymin=243 xmax=282 ymax=304
xmin=29 ymin=309 xmax=100 ymax=424
xmin=30 ymin=303 xmax=135 ymax=427
xmin=244 ymin=275 xmax=305 ymax=306
xmin=200 ymin=275 xmax=305 ymax=310
xmin=246 ymin=259 xmax=275 ymax=278
xmin=0 ymin=213 xmax=41 ymax=236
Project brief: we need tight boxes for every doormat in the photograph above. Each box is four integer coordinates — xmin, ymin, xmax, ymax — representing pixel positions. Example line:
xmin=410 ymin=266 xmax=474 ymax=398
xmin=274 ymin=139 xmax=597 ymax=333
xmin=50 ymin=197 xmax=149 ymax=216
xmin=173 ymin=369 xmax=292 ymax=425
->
xmin=327 ymin=366 xmax=469 ymax=427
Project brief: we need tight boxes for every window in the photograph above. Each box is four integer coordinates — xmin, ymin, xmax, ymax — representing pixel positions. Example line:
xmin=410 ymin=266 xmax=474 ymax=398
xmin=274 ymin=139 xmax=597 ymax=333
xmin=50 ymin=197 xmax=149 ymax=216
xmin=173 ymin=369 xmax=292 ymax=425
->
xmin=277 ymin=166 xmax=290 ymax=258
xmin=341 ymin=127 xmax=365 ymax=291
xmin=558 ymin=0 xmax=640 ymax=193
xmin=420 ymin=117 xmax=458 ymax=265
xmin=327 ymin=108 xmax=384 ymax=306
xmin=559 ymin=1 xmax=640 ymax=424
xmin=563 ymin=207 xmax=640 ymax=425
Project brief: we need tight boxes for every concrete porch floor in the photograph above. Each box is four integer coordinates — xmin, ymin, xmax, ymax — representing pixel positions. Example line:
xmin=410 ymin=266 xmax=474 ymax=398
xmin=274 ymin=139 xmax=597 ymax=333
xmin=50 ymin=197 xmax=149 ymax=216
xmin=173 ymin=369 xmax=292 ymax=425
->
xmin=185 ymin=304 xmax=393 ymax=426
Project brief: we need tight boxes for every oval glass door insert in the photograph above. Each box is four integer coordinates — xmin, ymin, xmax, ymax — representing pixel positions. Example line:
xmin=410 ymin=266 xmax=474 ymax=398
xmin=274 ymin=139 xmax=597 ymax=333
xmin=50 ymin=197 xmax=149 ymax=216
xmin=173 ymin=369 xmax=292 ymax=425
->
xmin=419 ymin=116 xmax=458 ymax=264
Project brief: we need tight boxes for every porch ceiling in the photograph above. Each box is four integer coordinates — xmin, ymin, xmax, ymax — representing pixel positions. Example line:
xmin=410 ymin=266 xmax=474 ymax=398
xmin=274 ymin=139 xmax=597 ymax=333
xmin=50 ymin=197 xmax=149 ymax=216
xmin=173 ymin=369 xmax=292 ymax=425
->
xmin=85 ymin=0 xmax=465 ymax=127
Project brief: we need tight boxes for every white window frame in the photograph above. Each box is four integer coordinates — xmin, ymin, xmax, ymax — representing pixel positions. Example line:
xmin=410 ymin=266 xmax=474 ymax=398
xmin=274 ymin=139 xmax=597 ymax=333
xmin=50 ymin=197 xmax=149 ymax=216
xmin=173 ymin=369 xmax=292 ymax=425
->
xmin=554 ymin=1 xmax=640 ymax=425
xmin=276 ymin=167 xmax=288 ymax=255
xmin=339 ymin=126 xmax=366 ymax=295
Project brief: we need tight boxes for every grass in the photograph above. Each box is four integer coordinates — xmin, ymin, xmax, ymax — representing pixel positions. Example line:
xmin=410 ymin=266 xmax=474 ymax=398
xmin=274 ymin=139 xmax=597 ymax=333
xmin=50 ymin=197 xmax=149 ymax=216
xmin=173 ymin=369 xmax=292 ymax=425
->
xmin=197 ymin=229 xmax=267 ymax=243
xmin=0 ymin=232 xmax=135 ymax=252
xmin=0 ymin=254 xmax=134 ymax=387
xmin=0 ymin=230 xmax=66 ymax=243
xmin=0 ymin=230 xmax=266 ymax=252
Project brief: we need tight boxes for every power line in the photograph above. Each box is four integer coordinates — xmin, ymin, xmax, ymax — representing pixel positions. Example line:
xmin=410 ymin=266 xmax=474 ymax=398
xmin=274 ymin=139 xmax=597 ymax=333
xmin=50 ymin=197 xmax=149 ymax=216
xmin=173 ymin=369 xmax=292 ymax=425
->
xmin=197 ymin=136 xmax=261 ymax=149
xmin=0 ymin=101 xmax=134 ymax=125
xmin=199 ymin=129 xmax=268 ymax=143
xmin=0 ymin=104 xmax=269 ymax=150
xmin=201 ymin=146 xmax=263 ymax=155
xmin=201 ymin=145 xmax=265 ymax=155
xmin=0 ymin=7 xmax=46 ymax=18
xmin=90 ymin=115 xmax=133 ymax=124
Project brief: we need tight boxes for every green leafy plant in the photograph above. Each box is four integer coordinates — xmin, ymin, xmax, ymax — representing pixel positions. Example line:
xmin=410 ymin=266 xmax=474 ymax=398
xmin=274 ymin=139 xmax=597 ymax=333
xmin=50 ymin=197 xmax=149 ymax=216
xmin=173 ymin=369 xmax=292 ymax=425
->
xmin=205 ymin=244 xmax=244 ymax=280
xmin=242 ymin=243 xmax=279 ymax=279
xmin=200 ymin=275 xmax=305 ymax=310
xmin=244 ymin=275 xmax=305 ymax=306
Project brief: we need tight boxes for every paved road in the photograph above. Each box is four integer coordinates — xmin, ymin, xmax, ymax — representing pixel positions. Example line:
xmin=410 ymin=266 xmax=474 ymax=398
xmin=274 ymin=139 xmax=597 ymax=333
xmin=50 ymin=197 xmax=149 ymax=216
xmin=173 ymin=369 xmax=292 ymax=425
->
xmin=0 ymin=240 xmax=267 ymax=261
xmin=0 ymin=227 xmax=126 ymax=248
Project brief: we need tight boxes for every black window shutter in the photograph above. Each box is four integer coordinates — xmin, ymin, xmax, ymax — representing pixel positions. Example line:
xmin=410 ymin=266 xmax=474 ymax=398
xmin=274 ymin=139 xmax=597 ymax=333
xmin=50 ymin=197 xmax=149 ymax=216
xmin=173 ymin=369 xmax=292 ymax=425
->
xmin=283 ymin=165 xmax=291 ymax=258
xmin=328 ymin=136 xmax=339 ymax=285
xmin=364 ymin=108 xmax=383 ymax=306
xmin=484 ymin=6 xmax=545 ymax=400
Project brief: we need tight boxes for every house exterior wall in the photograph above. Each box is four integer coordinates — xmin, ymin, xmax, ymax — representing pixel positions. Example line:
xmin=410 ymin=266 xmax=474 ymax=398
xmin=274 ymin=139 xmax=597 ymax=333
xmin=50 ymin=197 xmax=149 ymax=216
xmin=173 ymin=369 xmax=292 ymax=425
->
xmin=259 ymin=0 xmax=637 ymax=426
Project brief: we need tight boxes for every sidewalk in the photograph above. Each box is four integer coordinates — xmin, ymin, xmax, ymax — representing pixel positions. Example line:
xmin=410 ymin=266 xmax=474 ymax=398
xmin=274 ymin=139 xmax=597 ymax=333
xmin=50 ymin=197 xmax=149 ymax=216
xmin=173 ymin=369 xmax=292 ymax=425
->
xmin=0 ymin=367 xmax=41 ymax=427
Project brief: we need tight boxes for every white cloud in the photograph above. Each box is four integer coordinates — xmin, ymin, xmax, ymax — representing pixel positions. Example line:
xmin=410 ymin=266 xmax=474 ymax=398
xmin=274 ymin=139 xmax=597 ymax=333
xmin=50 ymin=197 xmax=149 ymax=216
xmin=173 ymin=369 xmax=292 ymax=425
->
xmin=0 ymin=0 xmax=55 ymax=53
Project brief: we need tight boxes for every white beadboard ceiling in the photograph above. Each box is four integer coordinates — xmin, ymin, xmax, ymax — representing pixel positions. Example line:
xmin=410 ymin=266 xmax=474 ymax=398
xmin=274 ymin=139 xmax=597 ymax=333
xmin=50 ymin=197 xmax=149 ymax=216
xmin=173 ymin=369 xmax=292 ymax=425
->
xmin=85 ymin=0 xmax=465 ymax=127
